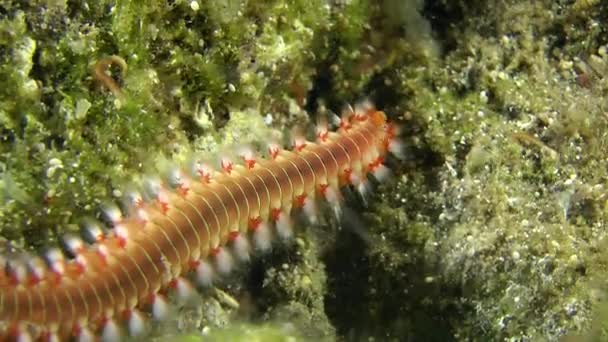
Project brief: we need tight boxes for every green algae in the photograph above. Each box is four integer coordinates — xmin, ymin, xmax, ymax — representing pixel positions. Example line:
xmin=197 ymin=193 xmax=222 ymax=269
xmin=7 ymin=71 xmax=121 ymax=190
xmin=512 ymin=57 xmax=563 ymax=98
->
xmin=1 ymin=0 xmax=608 ymax=341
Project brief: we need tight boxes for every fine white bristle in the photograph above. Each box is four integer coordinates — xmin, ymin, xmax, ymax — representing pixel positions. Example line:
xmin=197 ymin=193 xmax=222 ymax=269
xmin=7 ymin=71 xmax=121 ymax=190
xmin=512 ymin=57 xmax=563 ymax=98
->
xmin=62 ymin=235 xmax=84 ymax=256
xmin=341 ymin=103 xmax=355 ymax=119
xmin=173 ymin=277 xmax=196 ymax=303
xmin=113 ymin=223 xmax=130 ymax=246
xmin=7 ymin=259 xmax=27 ymax=284
xmin=151 ymin=293 xmax=170 ymax=321
xmin=348 ymin=170 xmax=361 ymax=186
xmin=74 ymin=254 xmax=89 ymax=273
xmin=100 ymin=318 xmax=121 ymax=342
xmin=124 ymin=189 xmax=143 ymax=208
xmin=372 ymin=164 xmax=391 ymax=182
xmin=166 ymin=166 xmax=184 ymax=188
xmin=81 ymin=221 xmax=105 ymax=243
xmin=194 ymin=260 xmax=214 ymax=287
xmin=301 ymin=195 xmax=318 ymax=224
xmin=357 ymin=180 xmax=372 ymax=205
xmin=325 ymin=187 xmax=343 ymax=220
xmin=388 ymin=138 xmax=405 ymax=159
xmin=27 ymin=257 xmax=46 ymax=284
xmin=267 ymin=143 xmax=281 ymax=159
xmin=127 ymin=309 xmax=146 ymax=337
xmin=355 ymin=99 xmax=373 ymax=116
xmin=253 ymin=221 xmax=272 ymax=251
xmin=316 ymin=117 xmax=329 ymax=142
xmin=221 ymin=157 xmax=234 ymax=174
xmin=142 ymin=177 xmax=163 ymax=200
xmin=43 ymin=331 xmax=60 ymax=342
xmin=16 ymin=329 xmax=32 ymax=342
xmin=291 ymin=128 xmax=308 ymax=152
xmin=95 ymin=244 xmax=109 ymax=263
xmin=75 ymin=326 xmax=94 ymax=342
xmin=237 ymin=146 xmax=256 ymax=169
xmin=101 ymin=202 xmax=122 ymax=224
xmin=135 ymin=207 xmax=150 ymax=223
xmin=275 ymin=210 xmax=293 ymax=240
xmin=323 ymin=185 xmax=340 ymax=205
xmin=330 ymin=113 xmax=342 ymax=127
xmin=231 ymin=233 xmax=250 ymax=262
xmin=193 ymin=160 xmax=214 ymax=183
xmin=213 ymin=248 xmax=233 ymax=275
xmin=44 ymin=248 xmax=65 ymax=276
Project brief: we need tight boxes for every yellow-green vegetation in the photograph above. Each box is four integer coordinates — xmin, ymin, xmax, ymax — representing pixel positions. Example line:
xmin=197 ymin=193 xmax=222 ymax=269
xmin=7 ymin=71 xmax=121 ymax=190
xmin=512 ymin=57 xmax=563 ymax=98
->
xmin=1 ymin=0 xmax=608 ymax=340
xmin=323 ymin=0 xmax=608 ymax=340
xmin=0 ymin=0 xmax=333 ymax=248
xmin=158 ymin=323 xmax=304 ymax=342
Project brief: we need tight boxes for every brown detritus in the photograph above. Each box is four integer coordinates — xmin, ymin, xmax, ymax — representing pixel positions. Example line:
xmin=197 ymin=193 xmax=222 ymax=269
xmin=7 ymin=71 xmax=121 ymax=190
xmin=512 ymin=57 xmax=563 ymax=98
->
xmin=511 ymin=131 xmax=558 ymax=159
xmin=93 ymin=55 xmax=128 ymax=98
xmin=576 ymin=72 xmax=592 ymax=89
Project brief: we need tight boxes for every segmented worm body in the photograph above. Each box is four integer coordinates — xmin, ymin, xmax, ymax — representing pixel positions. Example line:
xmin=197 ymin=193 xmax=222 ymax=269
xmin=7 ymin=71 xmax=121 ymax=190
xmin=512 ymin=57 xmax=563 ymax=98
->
xmin=0 ymin=105 xmax=399 ymax=340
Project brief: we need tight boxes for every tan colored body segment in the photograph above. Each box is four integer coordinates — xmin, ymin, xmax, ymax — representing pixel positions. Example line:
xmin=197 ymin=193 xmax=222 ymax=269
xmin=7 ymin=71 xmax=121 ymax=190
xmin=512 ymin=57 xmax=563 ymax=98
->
xmin=0 ymin=111 xmax=390 ymax=338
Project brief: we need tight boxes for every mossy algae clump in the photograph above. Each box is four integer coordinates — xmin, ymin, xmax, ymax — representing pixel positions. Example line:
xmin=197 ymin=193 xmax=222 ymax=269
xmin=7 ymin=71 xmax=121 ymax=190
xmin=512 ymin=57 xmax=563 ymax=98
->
xmin=1 ymin=0 xmax=608 ymax=340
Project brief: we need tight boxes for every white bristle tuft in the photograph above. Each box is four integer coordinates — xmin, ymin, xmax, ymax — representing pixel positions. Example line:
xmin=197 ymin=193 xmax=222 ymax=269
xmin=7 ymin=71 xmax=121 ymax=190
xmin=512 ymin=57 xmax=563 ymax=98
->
xmin=74 ymin=254 xmax=88 ymax=273
xmin=221 ymin=157 xmax=234 ymax=174
xmin=42 ymin=331 xmax=60 ymax=342
xmin=341 ymin=103 xmax=355 ymax=118
xmin=143 ymin=177 xmax=163 ymax=200
xmin=323 ymin=185 xmax=340 ymax=205
xmin=237 ymin=146 xmax=256 ymax=169
xmin=173 ymin=277 xmax=196 ymax=303
xmin=194 ymin=260 xmax=214 ymax=287
xmin=113 ymin=223 xmax=129 ymax=246
xmin=253 ymin=221 xmax=272 ymax=251
xmin=302 ymin=195 xmax=318 ymax=224
xmin=81 ymin=221 xmax=105 ymax=243
xmin=62 ymin=235 xmax=84 ymax=256
xmin=7 ymin=259 xmax=27 ymax=284
xmin=44 ymin=248 xmax=65 ymax=276
xmin=388 ymin=138 xmax=405 ymax=159
xmin=267 ymin=143 xmax=281 ymax=159
xmin=124 ymin=189 xmax=143 ymax=208
xmin=95 ymin=244 xmax=109 ymax=263
xmin=348 ymin=170 xmax=361 ymax=186
xmin=193 ymin=160 xmax=214 ymax=183
xmin=101 ymin=202 xmax=122 ymax=224
xmin=275 ymin=210 xmax=293 ymax=240
xmin=135 ymin=207 xmax=150 ymax=223
xmin=372 ymin=164 xmax=391 ymax=182
xmin=355 ymin=99 xmax=373 ymax=116
xmin=100 ymin=318 xmax=121 ymax=342
xmin=357 ymin=180 xmax=372 ymax=205
xmin=127 ymin=309 xmax=147 ymax=337
xmin=291 ymin=128 xmax=308 ymax=152
xmin=231 ymin=233 xmax=250 ymax=262
xmin=15 ymin=329 xmax=32 ymax=342
xmin=75 ymin=326 xmax=94 ymax=342
xmin=316 ymin=117 xmax=329 ymax=142
xmin=27 ymin=257 xmax=47 ymax=284
xmin=166 ymin=166 xmax=184 ymax=188
xmin=213 ymin=248 xmax=233 ymax=275
xmin=326 ymin=189 xmax=343 ymax=220
xmin=330 ymin=113 xmax=342 ymax=127
xmin=151 ymin=293 xmax=170 ymax=321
